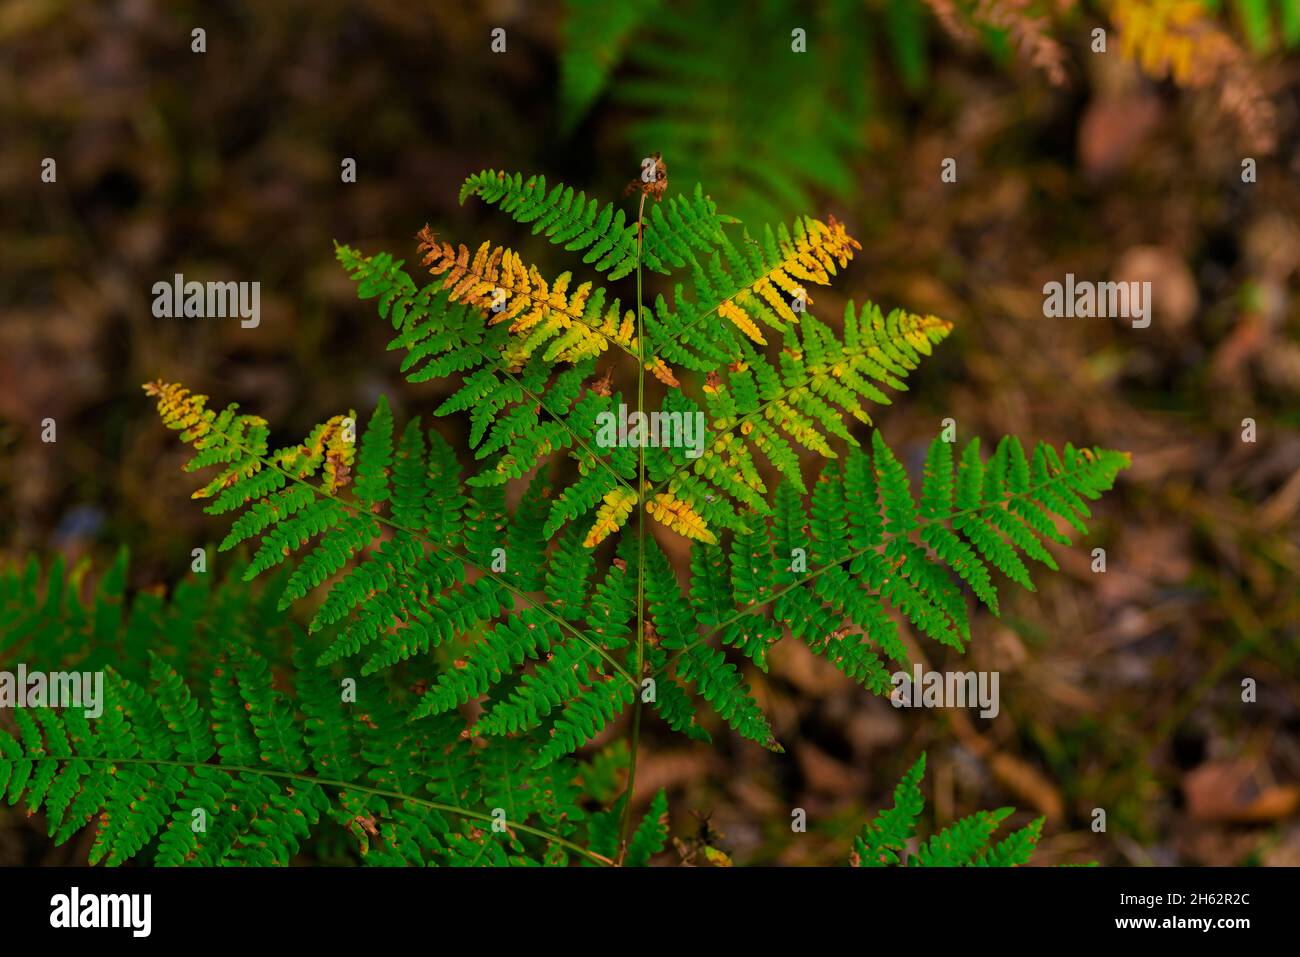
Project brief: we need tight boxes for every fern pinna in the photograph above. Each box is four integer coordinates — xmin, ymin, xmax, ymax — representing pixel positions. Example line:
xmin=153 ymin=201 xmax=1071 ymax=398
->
xmin=3 ymin=161 xmax=1126 ymax=865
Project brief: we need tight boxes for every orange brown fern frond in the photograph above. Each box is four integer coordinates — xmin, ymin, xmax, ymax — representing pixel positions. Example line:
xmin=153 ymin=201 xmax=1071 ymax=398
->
xmin=416 ymin=225 xmax=639 ymax=368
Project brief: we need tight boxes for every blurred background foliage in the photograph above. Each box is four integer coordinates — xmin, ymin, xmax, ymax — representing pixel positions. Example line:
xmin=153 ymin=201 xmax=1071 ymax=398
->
xmin=1 ymin=0 xmax=1299 ymax=865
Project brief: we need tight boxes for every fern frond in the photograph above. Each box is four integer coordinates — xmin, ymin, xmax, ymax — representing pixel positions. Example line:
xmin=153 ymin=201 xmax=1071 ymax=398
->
xmin=0 ymin=547 xmax=299 ymax=689
xmin=558 ymin=0 xmax=661 ymax=127
xmin=1114 ymin=0 xmax=1239 ymax=84
xmin=488 ymin=297 xmax=948 ymax=554
xmin=416 ymin=225 xmax=637 ymax=366
xmin=422 ymin=534 xmax=637 ymax=767
xmin=645 ymin=214 xmax=862 ymax=363
xmin=624 ymin=787 xmax=670 ymax=866
xmin=1229 ymin=0 xmax=1300 ymax=52
xmin=336 ymin=242 xmax=501 ymax=382
xmin=460 ymin=170 xmax=733 ymax=280
xmin=652 ymin=432 xmax=1128 ymax=700
xmin=0 ymin=552 xmax=610 ymax=866
xmin=646 ymin=492 xmax=716 ymax=545
xmin=1110 ymin=0 xmax=1278 ymax=149
xmin=611 ymin=0 xmax=870 ymax=226
xmin=0 ymin=647 xmax=600 ymax=866
xmin=144 ymin=383 xmax=635 ymax=701
xmin=585 ymin=485 xmax=639 ymax=548
xmin=633 ymin=304 xmax=952 ymax=548
xmin=146 ymin=383 xmax=643 ymax=760
xmin=850 ymin=752 xmax=1045 ymax=867
xmin=852 ymin=751 xmax=927 ymax=866
xmin=643 ymin=536 xmax=781 ymax=751
xmin=339 ymin=243 xmax=637 ymax=501
xmin=341 ymin=233 xmax=946 ymax=555
xmin=141 ymin=166 xmax=1131 ymax=825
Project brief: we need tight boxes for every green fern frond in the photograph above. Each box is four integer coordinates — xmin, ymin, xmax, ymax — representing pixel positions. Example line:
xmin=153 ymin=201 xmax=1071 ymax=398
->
xmin=143 ymin=383 xmax=644 ymax=764
xmin=0 ymin=557 xmax=603 ymax=866
xmin=643 ymin=535 xmax=781 ymax=751
xmin=460 ymin=169 xmax=734 ymax=280
xmin=0 ymin=546 xmax=298 ymax=689
xmin=624 ymin=787 xmax=670 ymax=866
xmin=188 ymin=172 xmax=1124 ymax=759
xmin=142 ymin=382 xmax=631 ymax=697
xmin=0 ymin=648 xmax=599 ymax=866
xmin=559 ymin=0 xmax=662 ymax=127
xmin=583 ymin=784 xmax=670 ymax=866
xmin=427 ymin=528 xmax=638 ymax=767
xmin=649 ymin=431 xmax=1128 ymax=702
xmin=852 ymin=750 xmax=928 ymax=866
xmin=611 ymin=0 xmax=871 ymax=226
xmin=851 ymin=753 xmax=1045 ymax=867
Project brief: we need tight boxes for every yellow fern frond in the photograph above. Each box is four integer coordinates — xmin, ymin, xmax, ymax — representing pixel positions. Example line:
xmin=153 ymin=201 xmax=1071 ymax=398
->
xmin=1109 ymin=0 xmax=1275 ymax=151
xmin=696 ymin=432 xmax=766 ymax=494
xmin=718 ymin=300 xmax=766 ymax=345
xmin=279 ymin=415 xmax=357 ymax=493
xmin=145 ymin=381 xmax=359 ymax=499
xmin=898 ymin=313 xmax=952 ymax=354
xmin=1112 ymin=0 xmax=1235 ymax=85
xmin=645 ymin=356 xmax=681 ymax=388
xmin=716 ymin=216 xmax=861 ymax=343
xmin=144 ymin=380 xmax=219 ymax=443
xmin=790 ymin=216 xmax=859 ymax=280
xmin=646 ymin=493 xmax=716 ymax=545
xmin=763 ymin=402 xmax=837 ymax=458
xmin=584 ymin=486 xmax=637 ymax=547
xmin=143 ymin=380 xmax=270 ymax=499
xmin=417 ymin=226 xmax=638 ymax=368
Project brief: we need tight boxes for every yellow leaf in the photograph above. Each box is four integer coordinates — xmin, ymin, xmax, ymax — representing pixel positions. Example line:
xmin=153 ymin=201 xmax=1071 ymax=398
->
xmin=718 ymin=300 xmax=766 ymax=345
xmin=584 ymin=487 xmax=636 ymax=548
xmin=647 ymin=494 xmax=716 ymax=544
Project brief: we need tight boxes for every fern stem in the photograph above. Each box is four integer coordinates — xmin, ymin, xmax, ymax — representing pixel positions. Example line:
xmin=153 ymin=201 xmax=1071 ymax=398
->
xmin=653 ymin=457 xmax=1116 ymax=677
xmin=56 ymin=754 xmax=614 ymax=866
xmin=200 ymin=426 xmax=637 ymax=687
xmin=616 ymin=190 xmax=650 ymax=864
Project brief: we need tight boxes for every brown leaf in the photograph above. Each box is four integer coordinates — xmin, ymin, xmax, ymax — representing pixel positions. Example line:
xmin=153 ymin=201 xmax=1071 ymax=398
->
xmin=1184 ymin=759 xmax=1300 ymax=823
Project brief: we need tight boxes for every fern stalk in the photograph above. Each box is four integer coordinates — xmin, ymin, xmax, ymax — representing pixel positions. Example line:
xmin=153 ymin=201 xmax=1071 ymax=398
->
xmin=618 ymin=189 xmax=650 ymax=864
